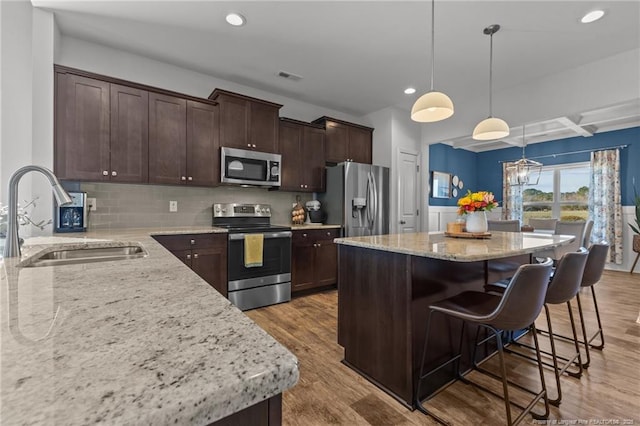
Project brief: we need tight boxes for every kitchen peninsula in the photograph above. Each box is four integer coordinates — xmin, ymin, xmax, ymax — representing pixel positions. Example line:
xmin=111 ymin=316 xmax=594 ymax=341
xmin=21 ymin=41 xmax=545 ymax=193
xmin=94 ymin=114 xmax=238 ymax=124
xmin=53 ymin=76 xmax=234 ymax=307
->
xmin=334 ymin=231 xmax=574 ymax=408
xmin=0 ymin=228 xmax=298 ymax=425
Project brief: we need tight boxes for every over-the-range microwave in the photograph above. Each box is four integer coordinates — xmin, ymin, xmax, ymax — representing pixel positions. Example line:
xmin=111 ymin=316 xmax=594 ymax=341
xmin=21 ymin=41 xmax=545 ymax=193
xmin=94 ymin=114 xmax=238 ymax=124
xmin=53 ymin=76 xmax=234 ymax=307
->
xmin=220 ymin=147 xmax=281 ymax=187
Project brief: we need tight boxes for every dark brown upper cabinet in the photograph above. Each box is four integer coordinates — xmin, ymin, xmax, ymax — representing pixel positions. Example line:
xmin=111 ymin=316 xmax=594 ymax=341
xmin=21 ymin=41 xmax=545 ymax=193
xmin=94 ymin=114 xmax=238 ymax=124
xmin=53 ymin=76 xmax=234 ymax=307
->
xmin=312 ymin=116 xmax=374 ymax=164
xmin=149 ymin=96 xmax=221 ymax=186
xmin=56 ymin=73 xmax=149 ymax=183
xmin=54 ymin=66 xmax=219 ymax=186
xmin=278 ymin=118 xmax=326 ymax=193
xmin=148 ymin=93 xmax=187 ymax=185
xmin=209 ymin=89 xmax=282 ymax=154
xmin=186 ymin=101 xmax=220 ymax=187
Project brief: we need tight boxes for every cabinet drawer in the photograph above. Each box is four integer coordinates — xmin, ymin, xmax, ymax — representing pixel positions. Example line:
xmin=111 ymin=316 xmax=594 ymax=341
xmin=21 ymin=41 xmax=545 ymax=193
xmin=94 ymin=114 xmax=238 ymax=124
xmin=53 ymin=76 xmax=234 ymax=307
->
xmin=293 ymin=228 xmax=339 ymax=244
xmin=153 ymin=233 xmax=227 ymax=251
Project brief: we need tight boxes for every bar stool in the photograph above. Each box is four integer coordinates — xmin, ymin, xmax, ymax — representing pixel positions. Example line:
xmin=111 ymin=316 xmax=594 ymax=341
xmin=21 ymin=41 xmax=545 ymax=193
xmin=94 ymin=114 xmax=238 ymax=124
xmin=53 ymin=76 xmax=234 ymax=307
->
xmin=575 ymin=243 xmax=609 ymax=367
xmin=415 ymin=259 xmax=553 ymax=426
xmin=537 ymin=243 xmax=609 ymax=369
xmin=500 ymin=249 xmax=588 ymax=406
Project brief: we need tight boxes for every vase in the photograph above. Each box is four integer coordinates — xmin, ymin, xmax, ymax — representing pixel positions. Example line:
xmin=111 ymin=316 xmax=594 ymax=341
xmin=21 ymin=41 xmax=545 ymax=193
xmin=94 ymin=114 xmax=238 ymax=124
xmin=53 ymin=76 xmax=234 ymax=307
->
xmin=633 ymin=234 xmax=640 ymax=253
xmin=465 ymin=211 xmax=488 ymax=233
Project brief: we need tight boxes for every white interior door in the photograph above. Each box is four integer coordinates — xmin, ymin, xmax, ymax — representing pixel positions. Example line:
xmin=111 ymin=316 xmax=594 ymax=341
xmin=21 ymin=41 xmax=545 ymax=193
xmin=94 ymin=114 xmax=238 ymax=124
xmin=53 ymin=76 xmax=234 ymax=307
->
xmin=398 ymin=150 xmax=419 ymax=233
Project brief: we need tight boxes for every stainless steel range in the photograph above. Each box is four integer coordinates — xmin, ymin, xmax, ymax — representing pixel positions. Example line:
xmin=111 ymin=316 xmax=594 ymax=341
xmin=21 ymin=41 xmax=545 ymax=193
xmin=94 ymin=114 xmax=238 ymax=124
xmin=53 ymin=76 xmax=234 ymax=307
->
xmin=213 ymin=203 xmax=291 ymax=311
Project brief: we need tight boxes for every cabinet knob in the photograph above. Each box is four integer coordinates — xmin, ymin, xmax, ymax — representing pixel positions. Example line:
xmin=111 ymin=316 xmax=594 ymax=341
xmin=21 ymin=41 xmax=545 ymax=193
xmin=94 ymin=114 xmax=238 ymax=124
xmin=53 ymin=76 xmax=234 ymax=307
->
xmin=111 ymin=171 xmax=117 ymax=177
xmin=300 ymin=184 xmax=304 ymax=188
xmin=304 ymin=185 xmax=308 ymax=188
xmin=193 ymin=253 xmax=199 ymax=259
xmin=302 ymin=233 xmax=307 ymax=237
xmin=247 ymin=144 xmax=251 ymax=147
xmin=102 ymin=170 xmax=109 ymax=176
xmin=188 ymin=176 xmax=193 ymax=181
xmin=327 ymin=232 xmax=331 ymax=236
xmin=186 ymin=254 xmax=191 ymax=260
xmin=400 ymin=220 xmax=406 ymax=224
xmin=190 ymin=239 xmax=196 ymax=245
xmin=252 ymin=144 xmax=256 ymax=148
xmin=181 ymin=176 xmax=186 ymax=181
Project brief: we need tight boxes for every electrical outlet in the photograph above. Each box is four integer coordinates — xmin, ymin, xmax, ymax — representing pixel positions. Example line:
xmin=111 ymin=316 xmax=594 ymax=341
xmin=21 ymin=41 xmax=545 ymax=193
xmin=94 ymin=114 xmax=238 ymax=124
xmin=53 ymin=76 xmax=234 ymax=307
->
xmin=87 ymin=197 xmax=97 ymax=211
xmin=169 ymin=200 xmax=178 ymax=212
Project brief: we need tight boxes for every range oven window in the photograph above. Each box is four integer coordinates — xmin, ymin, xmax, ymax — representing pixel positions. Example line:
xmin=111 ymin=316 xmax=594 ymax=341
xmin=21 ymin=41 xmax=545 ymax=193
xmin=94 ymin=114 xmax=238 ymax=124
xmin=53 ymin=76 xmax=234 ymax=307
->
xmin=227 ymin=234 xmax=291 ymax=281
xmin=225 ymin=156 xmax=267 ymax=182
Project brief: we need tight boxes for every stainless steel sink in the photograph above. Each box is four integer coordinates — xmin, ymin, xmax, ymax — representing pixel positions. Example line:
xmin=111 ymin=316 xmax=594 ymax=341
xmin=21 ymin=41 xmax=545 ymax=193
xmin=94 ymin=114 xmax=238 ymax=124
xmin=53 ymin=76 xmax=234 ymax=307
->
xmin=26 ymin=245 xmax=147 ymax=267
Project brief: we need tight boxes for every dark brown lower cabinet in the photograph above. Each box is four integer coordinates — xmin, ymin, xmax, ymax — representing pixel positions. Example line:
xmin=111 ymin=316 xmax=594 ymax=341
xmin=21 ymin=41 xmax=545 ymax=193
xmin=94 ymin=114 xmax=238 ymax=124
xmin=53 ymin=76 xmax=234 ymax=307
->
xmin=153 ymin=233 xmax=227 ymax=297
xmin=291 ymin=229 xmax=339 ymax=293
xmin=210 ymin=394 xmax=281 ymax=426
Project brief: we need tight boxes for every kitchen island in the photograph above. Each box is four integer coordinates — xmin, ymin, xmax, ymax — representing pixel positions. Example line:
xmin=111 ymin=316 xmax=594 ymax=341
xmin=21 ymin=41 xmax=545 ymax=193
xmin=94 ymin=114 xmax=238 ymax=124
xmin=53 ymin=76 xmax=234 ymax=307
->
xmin=0 ymin=227 xmax=298 ymax=425
xmin=334 ymin=231 xmax=573 ymax=409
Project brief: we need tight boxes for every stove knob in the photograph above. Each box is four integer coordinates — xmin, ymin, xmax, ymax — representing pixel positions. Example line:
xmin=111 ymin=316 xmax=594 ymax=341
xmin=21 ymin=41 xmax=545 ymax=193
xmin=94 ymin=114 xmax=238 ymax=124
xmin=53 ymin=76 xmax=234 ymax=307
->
xmin=221 ymin=208 xmax=227 ymax=213
xmin=265 ymin=207 xmax=270 ymax=213
xmin=261 ymin=208 xmax=266 ymax=213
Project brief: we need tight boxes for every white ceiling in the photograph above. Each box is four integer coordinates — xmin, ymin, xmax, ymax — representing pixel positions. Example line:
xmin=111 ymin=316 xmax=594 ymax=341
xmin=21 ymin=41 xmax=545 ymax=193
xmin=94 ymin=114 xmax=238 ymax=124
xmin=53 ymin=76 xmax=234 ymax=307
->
xmin=34 ymin=0 xmax=640 ymax=151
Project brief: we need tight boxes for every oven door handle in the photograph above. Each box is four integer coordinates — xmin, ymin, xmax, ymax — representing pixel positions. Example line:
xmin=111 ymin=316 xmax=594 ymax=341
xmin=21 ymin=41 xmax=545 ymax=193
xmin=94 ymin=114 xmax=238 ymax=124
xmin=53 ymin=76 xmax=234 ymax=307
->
xmin=228 ymin=231 xmax=292 ymax=240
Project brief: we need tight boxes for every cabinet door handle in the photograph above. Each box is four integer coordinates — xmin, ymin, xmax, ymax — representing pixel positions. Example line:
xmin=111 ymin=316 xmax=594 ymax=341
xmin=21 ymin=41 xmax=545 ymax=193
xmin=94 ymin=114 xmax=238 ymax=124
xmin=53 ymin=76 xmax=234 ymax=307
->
xmin=193 ymin=253 xmax=199 ymax=259
xmin=102 ymin=170 xmax=109 ymax=176
xmin=186 ymin=254 xmax=191 ymax=260
xmin=190 ymin=239 xmax=196 ymax=245
xmin=111 ymin=171 xmax=117 ymax=177
xmin=187 ymin=176 xmax=193 ymax=181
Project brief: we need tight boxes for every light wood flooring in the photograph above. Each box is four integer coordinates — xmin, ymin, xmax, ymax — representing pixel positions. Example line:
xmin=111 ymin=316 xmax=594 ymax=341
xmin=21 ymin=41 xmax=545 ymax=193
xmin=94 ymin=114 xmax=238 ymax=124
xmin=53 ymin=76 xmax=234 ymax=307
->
xmin=246 ymin=270 xmax=640 ymax=425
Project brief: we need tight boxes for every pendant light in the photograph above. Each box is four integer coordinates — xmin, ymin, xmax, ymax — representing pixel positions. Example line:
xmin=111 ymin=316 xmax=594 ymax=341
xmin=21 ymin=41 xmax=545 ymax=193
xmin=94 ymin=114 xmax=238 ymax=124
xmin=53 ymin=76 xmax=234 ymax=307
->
xmin=473 ymin=24 xmax=509 ymax=140
xmin=411 ymin=0 xmax=454 ymax=123
xmin=506 ymin=125 xmax=542 ymax=186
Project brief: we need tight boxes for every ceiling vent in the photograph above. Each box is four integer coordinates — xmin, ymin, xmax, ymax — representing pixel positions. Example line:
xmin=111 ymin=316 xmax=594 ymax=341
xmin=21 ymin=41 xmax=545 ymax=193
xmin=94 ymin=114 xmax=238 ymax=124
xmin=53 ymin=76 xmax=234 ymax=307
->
xmin=278 ymin=70 xmax=303 ymax=82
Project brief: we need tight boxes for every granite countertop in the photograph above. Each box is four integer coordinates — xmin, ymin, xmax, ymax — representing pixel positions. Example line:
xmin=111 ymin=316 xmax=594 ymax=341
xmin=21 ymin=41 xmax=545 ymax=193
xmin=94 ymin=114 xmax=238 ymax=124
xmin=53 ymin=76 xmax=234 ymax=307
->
xmin=334 ymin=231 xmax=574 ymax=262
xmin=0 ymin=227 xmax=299 ymax=425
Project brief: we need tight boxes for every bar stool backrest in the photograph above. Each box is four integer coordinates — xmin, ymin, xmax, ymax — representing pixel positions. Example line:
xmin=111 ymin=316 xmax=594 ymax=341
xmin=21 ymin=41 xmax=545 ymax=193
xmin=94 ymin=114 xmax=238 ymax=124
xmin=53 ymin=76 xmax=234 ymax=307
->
xmin=487 ymin=220 xmax=520 ymax=232
xmin=581 ymin=243 xmax=609 ymax=288
xmin=545 ymin=249 xmax=589 ymax=305
xmin=583 ymin=220 xmax=594 ymax=247
xmin=486 ymin=259 xmax=553 ymax=331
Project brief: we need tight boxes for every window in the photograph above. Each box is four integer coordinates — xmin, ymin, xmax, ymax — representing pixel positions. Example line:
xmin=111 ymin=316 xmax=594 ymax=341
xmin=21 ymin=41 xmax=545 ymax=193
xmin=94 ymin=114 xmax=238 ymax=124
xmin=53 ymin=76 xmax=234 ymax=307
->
xmin=522 ymin=162 xmax=590 ymax=224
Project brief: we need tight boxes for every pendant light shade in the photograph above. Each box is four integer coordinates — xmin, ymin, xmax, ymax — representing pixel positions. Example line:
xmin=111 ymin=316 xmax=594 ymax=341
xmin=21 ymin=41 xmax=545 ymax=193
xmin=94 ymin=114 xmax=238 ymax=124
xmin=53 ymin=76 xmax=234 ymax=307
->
xmin=411 ymin=0 xmax=454 ymax=123
xmin=473 ymin=24 xmax=509 ymax=141
xmin=472 ymin=117 xmax=510 ymax=140
xmin=411 ymin=91 xmax=454 ymax=122
xmin=506 ymin=125 xmax=543 ymax=186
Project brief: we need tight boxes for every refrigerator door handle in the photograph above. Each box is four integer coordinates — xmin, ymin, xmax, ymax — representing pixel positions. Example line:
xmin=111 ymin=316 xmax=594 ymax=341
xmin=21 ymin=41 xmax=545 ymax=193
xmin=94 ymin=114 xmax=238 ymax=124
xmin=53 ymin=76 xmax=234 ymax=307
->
xmin=371 ymin=172 xmax=379 ymax=230
xmin=367 ymin=172 xmax=375 ymax=230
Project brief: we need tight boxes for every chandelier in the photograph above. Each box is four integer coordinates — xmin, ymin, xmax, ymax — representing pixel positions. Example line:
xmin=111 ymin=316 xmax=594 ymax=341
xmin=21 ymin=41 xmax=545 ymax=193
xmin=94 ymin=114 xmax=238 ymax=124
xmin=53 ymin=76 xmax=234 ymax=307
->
xmin=506 ymin=125 xmax=542 ymax=186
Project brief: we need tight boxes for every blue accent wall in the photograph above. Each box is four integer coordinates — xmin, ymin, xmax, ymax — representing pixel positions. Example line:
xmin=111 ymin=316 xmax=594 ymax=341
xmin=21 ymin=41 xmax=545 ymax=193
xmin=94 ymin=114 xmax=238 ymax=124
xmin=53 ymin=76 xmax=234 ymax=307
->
xmin=429 ymin=126 xmax=639 ymax=207
xmin=429 ymin=143 xmax=478 ymax=206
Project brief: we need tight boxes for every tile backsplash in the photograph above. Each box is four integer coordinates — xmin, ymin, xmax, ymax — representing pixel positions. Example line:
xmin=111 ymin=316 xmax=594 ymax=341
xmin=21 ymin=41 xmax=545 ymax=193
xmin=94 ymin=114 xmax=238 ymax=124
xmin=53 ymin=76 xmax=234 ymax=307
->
xmin=69 ymin=183 xmax=312 ymax=230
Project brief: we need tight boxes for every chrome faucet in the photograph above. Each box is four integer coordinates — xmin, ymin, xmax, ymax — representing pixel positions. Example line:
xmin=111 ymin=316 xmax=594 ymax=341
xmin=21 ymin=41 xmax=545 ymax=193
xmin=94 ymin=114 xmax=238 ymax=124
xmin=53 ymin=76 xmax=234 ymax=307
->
xmin=3 ymin=166 xmax=73 ymax=258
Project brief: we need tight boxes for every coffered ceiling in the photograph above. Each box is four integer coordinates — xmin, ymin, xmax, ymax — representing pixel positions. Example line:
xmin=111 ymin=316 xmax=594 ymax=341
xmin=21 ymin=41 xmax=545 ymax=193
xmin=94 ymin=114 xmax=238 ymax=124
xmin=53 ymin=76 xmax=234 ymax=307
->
xmin=33 ymin=0 xmax=640 ymax=151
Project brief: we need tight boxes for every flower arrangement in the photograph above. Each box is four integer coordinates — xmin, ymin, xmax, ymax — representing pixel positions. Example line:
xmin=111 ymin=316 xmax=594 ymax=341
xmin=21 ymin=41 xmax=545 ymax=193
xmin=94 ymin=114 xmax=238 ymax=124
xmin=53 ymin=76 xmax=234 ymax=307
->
xmin=457 ymin=190 xmax=499 ymax=215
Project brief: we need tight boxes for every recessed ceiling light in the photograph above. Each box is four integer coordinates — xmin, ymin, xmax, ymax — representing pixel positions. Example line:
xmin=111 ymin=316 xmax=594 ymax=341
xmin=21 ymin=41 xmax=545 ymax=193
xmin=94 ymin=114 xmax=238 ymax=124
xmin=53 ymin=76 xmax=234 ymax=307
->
xmin=404 ymin=87 xmax=416 ymax=95
xmin=225 ymin=12 xmax=246 ymax=27
xmin=581 ymin=10 xmax=605 ymax=24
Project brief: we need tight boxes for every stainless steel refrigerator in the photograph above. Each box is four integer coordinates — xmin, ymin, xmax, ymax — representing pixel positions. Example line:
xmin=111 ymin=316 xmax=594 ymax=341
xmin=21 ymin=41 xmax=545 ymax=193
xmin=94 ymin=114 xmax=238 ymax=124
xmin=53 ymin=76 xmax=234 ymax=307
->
xmin=318 ymin=162 xmax=389 ymax=237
